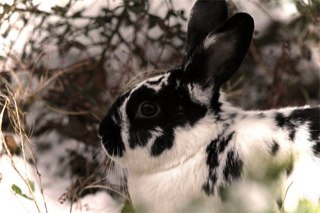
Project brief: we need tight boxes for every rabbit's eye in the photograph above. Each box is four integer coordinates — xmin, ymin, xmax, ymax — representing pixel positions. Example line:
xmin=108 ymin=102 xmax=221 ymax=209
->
xmin=138 ymin=101 xmax=160 ymax=118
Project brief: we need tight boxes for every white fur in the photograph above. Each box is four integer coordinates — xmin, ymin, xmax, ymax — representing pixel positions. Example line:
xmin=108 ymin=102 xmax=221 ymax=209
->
xmin=106 ymin=80 xmax=319 ymax=212
xmin=187 ymin=83 xmax=212 ymax=105
xmin=128 ymin=146 xmax=210 ymax=213
xmin=119 ymin=105 xmax=320 ymax=212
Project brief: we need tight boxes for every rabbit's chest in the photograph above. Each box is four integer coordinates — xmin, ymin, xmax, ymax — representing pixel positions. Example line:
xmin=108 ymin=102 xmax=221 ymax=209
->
xmin=127 ymin=149 xmax=212 ymax=212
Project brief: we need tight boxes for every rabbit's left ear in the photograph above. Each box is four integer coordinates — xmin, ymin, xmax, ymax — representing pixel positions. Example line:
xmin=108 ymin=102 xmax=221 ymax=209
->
xmin=184 ymin=0 xmax=228 ymax=60
xmin=182 ymin=13 xmax=254 ymax=88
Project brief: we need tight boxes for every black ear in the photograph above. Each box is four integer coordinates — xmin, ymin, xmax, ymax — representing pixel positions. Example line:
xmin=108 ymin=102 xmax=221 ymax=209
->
xmin=184 ymin=0 xmax=228 ymax=61
xmin=182 ymin=13 xmax=254 ymax=88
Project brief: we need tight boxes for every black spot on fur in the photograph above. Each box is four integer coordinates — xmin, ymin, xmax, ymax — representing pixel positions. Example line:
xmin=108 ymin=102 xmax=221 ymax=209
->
xmin=218 ymin=132 xmax=235 ymax=153
xmin=99 ymin=98 xmax=127 ymax=157
xmin=275 ymin=112 xmax=286 ymax=127
xmin=286 ymin=160 xmax=294 ymax=176
xmin=313 ymin=143 xmax=320 ymax=157
xmin=211 ymin=89 xmax=222 ymax=115
xmin=275 ymin=112 xmax=296 ymax=140
xmin=276 ymin=198 xmax=283 ymax=209
xmin=202 ymin=172 xmax=217 ymax=195
xmin=202 ymin=131 xmax=235 ymax=195
xmin=275 ymin=113 xmax=296 ymax=141
xmin=206 ymin=132 xmax=234 ymax=168
xmin=206 ymin=142 xmax=219 ymax=168
xmin=223 ymin=150 xmax=243 ymax=183
xmin=150 ymin=131 xmax=174 ymax=156
xmin=288 ymin=129 xmax=296 ymax=141
xmin=202 ymin=136 xmax=220 ymax=195
xmin=129 ymin=129 xmax=151 ymax=148
xmin=100 ymin=130 xmax=125 ymax=157
xmin=271 ymin=141 xmax=280 ymax=156
xmin=275 ymin=107 xmax=320 ymax=146
xmin=290 ymin=107 xmax=320 ymax=142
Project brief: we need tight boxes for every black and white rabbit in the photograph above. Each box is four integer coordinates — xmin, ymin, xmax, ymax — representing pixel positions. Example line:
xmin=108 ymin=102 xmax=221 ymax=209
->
xmin=99 ymin=0 xmax=320 ymax=212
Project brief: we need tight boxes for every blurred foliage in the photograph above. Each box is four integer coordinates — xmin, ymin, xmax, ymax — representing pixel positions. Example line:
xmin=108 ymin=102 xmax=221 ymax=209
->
xmin=294 ymin=200 xmax=320 ymax=213
xmin=226 ymin=0 xmax=320 ymax=109
xmin=0 ymin=0 xmax=187 ymax=146
xmin=122 ymin=200 xmax=136 ymax=213
xmin=0 ymin=0 xmax=319 ymax=207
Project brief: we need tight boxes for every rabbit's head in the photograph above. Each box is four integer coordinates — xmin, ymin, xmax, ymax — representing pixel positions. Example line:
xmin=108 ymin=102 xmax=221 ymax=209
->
xmin=99 ymin=0 xmax=254 ymax=173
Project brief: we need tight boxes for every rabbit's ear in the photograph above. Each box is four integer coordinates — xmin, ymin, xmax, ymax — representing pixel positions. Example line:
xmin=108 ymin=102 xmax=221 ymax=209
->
xmin=184 ymin=0 xmax=228 ymax=60
xmin=182 ymin=13 xmax=254 ymax=88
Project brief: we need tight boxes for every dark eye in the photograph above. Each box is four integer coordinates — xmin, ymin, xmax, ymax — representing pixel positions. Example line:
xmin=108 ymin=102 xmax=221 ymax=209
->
xmin=138 ymin=101 xmax=160 ymax=118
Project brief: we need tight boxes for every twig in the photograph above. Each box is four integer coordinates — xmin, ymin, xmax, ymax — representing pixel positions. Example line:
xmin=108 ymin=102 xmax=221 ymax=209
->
xmin=43 ymin=101 xmax=89 ymax=115
xmin=0 ymin=87 xmax=48 ymax=213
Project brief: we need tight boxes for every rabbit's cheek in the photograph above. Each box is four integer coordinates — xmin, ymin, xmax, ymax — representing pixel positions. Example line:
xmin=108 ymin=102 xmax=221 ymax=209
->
xmin=99 ymin=118 xmax=126 ymax=158
xmin=101 ymin=129 xmax=125 ymax=158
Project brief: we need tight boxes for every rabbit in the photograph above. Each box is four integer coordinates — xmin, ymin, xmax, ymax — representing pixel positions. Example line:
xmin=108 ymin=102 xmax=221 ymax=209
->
xmin=98 ymin=0 xmax=320 ymax=212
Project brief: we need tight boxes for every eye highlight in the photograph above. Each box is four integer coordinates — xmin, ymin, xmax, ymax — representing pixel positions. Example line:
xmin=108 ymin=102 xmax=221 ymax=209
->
xmin=138 ymin=101 xmax=160 ymax=118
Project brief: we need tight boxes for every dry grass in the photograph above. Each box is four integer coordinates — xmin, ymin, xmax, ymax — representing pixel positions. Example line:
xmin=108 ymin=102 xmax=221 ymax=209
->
xmin=0 ymin=56 xmax=128 ymax=212
xmin=0 ymin=84 xmax=48 ymax=213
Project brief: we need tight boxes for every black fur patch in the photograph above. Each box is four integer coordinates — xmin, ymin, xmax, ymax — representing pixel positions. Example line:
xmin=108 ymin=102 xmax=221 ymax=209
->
xmin=290 ymin=108 xmax=320 ymax=142
xmin=275 ymin=112 xmax=286 ymax=127
xmin=286 ymin=159 xmax=294 ymax=176
xmin=275 ymin=113 xmax=296 ymax=140
xmin=202 ymin=131 xmax=235 ymax=195
xmin=218 ymin=132 xmax=235 ymax=153
xmin=271 ymin=140 xmax=280 ymax=156
xmin=151 ymin=130 xmax=174 ymax=156
xmin=202 ymin=172 xmax=217 ymax=195
xmin=125 ymin=69 xmax=207 ymax=156
xmin=202 ymin=136 xmax=220 ymax=195
xmin=276 ymin=198 xmax=283 ymax=209
xmin=99 ymin=68 xmax=208 ymax=158
xmin=313 ymin=142 xmax=320 ymax=157
xmin=99 ymin=96 xmax=129 ymax=157
xmin=129 ymin=129 xmax=151 ymax=148
xmin=100 ymin=130 xmax=125 ymax=157
xmin=275 ymin=107 xmax=320 ymax=156
xmin=288 ymin=129 xmax=296 ymax=141
xmin=223 ymin=150 xmax=243 ymax=183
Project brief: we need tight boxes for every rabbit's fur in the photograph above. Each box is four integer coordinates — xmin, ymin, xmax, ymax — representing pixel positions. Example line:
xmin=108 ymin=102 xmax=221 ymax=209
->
xmin=99 ymin=0 xmax=320 ymax=212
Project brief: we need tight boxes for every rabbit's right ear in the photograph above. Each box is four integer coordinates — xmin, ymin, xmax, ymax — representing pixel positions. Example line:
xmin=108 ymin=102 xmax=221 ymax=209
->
xmin=184 ymin=0 xmax=228 ymax=60
xmin=182 ymin=13 xmax=254 ymax=90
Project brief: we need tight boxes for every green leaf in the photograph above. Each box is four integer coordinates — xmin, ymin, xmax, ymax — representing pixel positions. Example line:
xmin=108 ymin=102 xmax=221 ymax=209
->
xmin=122 ymin=200 xmax=136 ymax=213
xmin=11 ymin=183 xmax=33 ymax=200
xmin=11 ymin=184 xmax=22 ymax=194
xmin=295 ymin=200 xmax=320 ymax=213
